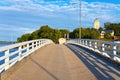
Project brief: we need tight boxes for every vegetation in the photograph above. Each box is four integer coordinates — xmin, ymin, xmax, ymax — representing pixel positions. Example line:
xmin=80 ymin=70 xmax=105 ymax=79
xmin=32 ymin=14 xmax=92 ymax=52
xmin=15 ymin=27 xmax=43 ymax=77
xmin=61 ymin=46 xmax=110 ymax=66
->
xmin=17 ymin=25 xmax=69 ymax=43
xmin=104 ymin=22 xmax=120 ymax=40
xmin=0 ymin=41 xmax=16 ymax=44
xmin=17 ymin=23 xmax=120 ymax=43
xmin=69 ymin=28 xmax=100 ymax=39
xmin=17 ymin=25 xmax=100 ymax=43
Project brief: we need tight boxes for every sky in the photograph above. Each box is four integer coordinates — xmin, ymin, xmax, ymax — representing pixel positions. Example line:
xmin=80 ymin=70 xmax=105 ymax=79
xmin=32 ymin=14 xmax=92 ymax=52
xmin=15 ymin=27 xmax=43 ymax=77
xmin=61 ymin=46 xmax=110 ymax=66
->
xmin=0 ymin=0 xmax=120 ymax=41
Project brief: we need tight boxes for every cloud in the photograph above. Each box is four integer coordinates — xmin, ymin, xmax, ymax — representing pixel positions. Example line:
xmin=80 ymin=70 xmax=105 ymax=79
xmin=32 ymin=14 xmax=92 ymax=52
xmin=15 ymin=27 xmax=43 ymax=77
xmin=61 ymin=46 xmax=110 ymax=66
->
xmin=0 ymin=23 xmax=36 ymax=41
xmin=0 ymin=0 xmax=120 ymax=40
xmin=81 ymin=1 xmax=120 ymax=24
xmin=0 ymin=0 xmax=120 ymax=26
xmin=0 ymin=24 xmax=34 ymax=33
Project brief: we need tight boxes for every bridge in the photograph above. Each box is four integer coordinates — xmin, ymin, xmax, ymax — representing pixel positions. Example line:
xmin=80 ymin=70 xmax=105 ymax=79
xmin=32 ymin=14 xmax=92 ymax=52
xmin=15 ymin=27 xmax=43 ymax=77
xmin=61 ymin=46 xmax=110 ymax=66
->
xmin=0 ymin=39 xmax=120 ymax=80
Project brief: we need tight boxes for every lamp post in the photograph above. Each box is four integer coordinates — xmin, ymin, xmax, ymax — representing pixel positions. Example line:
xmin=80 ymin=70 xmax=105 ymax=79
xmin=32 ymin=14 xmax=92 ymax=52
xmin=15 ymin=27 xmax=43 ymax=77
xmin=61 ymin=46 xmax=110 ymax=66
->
xmin=72 ymin=1 xmax=82 ymax=39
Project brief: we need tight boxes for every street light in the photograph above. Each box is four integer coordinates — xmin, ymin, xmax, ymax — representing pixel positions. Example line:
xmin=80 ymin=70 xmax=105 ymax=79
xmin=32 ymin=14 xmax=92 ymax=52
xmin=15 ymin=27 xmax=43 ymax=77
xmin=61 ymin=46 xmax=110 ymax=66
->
xmin=72 ymin=1 xmax=82 ymax=39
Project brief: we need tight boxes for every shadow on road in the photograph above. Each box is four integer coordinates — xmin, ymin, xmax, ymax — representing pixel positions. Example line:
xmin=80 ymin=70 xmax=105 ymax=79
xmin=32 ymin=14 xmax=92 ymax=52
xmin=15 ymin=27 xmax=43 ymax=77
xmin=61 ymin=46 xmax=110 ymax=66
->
xmin=29 ymin=56 xmax=59 ymax=80
xmin=66 ymin=44 xmax=120 ymax=80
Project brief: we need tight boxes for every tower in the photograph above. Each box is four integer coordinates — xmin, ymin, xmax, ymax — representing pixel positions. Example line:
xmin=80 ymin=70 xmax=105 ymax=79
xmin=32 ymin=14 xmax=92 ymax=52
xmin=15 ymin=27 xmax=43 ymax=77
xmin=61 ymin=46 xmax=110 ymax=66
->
xmin=94 ymin=18 xmax=100 ymax=30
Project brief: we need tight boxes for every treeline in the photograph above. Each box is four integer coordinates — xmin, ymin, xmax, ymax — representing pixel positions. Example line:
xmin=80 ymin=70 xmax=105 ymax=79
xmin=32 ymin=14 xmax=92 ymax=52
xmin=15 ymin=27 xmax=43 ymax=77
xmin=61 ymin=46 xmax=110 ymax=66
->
xmin=17 ymin=25 xmax=69 ymax=43
xmin=17 ymin=25 xmax=100 ymax=43
xmin=18 ymin=23 xmax=120 ymax=42
xmin=103 ymin=22 xmax=120 ymax=41
xmin=105 ymin=22 xmax=120 ymax=36
xmin=69 ymin=28 xmax=100 ymax=39
xmin=0 ymin=41 xmax=15 ymax=44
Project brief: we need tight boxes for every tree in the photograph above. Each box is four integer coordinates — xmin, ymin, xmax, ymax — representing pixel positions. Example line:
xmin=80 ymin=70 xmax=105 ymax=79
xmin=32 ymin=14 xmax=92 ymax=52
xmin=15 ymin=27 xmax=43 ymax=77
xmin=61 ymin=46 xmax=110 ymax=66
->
xmin=29 ymin=30 xmax=39 ymax=40
xmin=72 ymin=28 xmax=79 ymax=38
xmin=17 ymin=25 xmax=102 ymax=43
xmin=38 ymin=25 xmax=53 ymax=39
xmin=17 ymin=33 xmax=31 ymax=42
xmin=104 ymin=23 xmax=120 ymax=36
xmin=17 ymin=25 xmax=62 ymax=43
xmin=104 ymin=33 xmax=112 ymax=39
xmin=60 ymin=29 xmax=69 ymax=38
xmin=90 ymin=29 xmax=100 ymax=39
xmin=70 ymin=28 xmax=100 ymax=39
xmin=52 ymin=29 xmax=61 ymax=43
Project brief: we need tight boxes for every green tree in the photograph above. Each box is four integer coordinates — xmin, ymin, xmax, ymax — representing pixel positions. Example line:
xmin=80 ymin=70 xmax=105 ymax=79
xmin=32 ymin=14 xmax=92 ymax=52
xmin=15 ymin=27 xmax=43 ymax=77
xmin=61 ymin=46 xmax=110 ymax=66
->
xmin=70 ymin=28 xmax=100 ymax=39
xmin=29 ymin=30 xmax=39 ymax=40
xmin=60 ymin=29 xmax=69 ymax=38
xmin=104 ymin=23 xmax=120 ymax=36
xmin=90 ymin=29 xmax=100 ymax=39
xmin=104 ymin=33 xmax=112 ymax=39
xmin=17 ymin=33 xmax=31 ymax=42
xmin=38 ymin=25 xmax=53 ymax=39
xmin=72 ymin=28 xmax=79 ymax=38
xmin=52 ymin=29 xmax=61 ymax=43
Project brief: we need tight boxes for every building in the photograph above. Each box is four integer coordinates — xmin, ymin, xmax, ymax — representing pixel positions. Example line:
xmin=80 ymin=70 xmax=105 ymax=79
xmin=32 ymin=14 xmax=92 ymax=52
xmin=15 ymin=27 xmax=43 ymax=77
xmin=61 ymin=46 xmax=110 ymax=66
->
xmin=58 ymin=38 xmax=66 ymax=44
xmin=94 ymin=18 xmax=100 ymax=30
xmin=93 ymin=18 xmax=115 ymax=39
xmin=99 ymin=30 xmax=114 ymax=38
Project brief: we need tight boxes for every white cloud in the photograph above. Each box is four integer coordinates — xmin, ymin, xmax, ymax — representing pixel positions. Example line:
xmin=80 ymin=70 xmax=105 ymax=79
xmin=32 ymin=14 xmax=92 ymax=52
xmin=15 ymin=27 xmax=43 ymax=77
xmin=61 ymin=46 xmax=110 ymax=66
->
xmin=0 ymin=24 xmax=34 ymax=33
xmin=0 ymin=0 xmax=120 ymax=27
xmin=0 ymin=0 xmax=120 ymax=41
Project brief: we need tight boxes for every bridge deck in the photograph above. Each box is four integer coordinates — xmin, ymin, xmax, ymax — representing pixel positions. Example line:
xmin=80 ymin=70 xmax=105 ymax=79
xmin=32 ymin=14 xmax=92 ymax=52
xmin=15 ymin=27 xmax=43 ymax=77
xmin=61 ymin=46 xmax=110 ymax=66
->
xmin=2 ymin=44 xmax=120 ymax=80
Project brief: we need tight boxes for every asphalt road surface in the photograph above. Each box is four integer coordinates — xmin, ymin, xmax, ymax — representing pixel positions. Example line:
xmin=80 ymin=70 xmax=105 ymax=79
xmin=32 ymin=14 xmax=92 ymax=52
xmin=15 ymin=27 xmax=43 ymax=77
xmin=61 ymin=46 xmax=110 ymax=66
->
xmin=4 ymin=43 xmax=120 ymax=80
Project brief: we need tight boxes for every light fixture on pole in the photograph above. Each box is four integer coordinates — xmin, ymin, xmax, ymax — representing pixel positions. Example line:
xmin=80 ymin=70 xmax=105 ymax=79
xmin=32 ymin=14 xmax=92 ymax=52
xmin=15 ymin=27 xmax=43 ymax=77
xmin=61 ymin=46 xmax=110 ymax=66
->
xmin=72 ymin=1 xmax=82 ymax=39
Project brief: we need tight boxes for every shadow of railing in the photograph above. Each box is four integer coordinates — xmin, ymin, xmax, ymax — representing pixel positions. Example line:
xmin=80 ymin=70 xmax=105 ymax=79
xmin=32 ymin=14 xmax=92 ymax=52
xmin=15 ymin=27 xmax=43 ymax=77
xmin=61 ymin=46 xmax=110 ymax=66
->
xmin=29 ymin=56 xmax=59 ymax=80
xmin=66 ymin=44 xmax=120 ymax=80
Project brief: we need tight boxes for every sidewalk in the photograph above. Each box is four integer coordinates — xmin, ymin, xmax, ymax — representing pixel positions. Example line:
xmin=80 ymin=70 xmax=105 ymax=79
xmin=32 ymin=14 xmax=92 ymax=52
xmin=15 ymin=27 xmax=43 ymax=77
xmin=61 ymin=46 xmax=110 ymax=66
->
xmin=2 ymin=44 xmax=96 ymax=80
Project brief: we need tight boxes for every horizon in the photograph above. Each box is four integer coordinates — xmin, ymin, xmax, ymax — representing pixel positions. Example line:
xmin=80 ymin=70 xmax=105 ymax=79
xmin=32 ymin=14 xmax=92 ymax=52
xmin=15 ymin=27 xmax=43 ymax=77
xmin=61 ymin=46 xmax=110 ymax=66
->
xmin=0 ymin=0 xmax=120 ymax=41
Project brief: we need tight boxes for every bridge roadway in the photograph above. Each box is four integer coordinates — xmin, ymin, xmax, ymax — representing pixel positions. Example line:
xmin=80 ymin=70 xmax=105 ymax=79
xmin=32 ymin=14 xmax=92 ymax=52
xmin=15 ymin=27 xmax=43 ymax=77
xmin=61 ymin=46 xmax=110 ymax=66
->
xmin=2 ymin=43 xmax=120 ymax=80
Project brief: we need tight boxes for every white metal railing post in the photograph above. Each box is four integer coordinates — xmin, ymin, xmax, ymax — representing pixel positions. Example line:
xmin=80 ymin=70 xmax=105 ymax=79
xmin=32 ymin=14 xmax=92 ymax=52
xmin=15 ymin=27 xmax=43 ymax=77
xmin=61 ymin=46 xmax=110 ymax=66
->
xmin=94 ymin=42 xmax=98 ymax=50
xmin=79 ymin=39 xmax=81 ymax=44
xmin=32 ymin=42 xmax=34 ymax=49
xmin=25 ymin=43 xmax=30 ymax=56
xmin=102 ymin=43 xmax=105 ymax=53
xmin=85 ymin=40 xmax=87 ymax=46
xmin=41 ymin=40 xmax=43 ymax=45
xmin=18 ymin=46 xmax=22 ymax=61
xmin=36 ymin=41 xmax=37 ymax=47
xmin=27 ymin=43 xmax=29 ymax=52
xmin=82 ymin=40 xmax=84 ymax=45
xmin=5 ymin=49 xmax=10 ymax=70
xmin=89 ymin=41 xmax=92 ymax=48
xmin=113 ymin=45 xmax=117 ymax=55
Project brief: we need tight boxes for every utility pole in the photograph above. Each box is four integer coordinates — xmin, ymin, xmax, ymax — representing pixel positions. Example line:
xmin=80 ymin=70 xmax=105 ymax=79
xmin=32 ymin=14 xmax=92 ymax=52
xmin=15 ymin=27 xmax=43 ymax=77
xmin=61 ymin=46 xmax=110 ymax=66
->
xmin=72 ymin=0 xmax=82 ymax=39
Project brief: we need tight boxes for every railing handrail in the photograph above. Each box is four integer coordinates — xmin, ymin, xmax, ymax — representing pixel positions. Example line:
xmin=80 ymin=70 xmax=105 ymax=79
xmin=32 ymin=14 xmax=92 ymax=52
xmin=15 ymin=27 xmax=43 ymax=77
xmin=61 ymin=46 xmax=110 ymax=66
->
xmin=67 ymin=39 xmax=120 ymax=64
xmin=0 ymin=39 xmax=53 ymax=73
xmin=0 ymin=39 xmax=51 ymax=51
xmin=69 ymin=39 xmax=120 ymax=46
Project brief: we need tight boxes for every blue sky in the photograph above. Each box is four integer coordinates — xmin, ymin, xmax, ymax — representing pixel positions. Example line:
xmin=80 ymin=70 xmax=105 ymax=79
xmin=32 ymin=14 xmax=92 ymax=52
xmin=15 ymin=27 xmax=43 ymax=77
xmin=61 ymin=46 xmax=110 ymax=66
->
xmin=0 ymin=0 xmax=120 ymax=41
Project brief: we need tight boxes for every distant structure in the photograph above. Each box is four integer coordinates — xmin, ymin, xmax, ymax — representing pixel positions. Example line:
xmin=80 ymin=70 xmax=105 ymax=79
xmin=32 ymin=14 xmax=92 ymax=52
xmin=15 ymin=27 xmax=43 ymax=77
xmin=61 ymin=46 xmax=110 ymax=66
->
xmin=100 ymin=30 xmax=114 ymax=38
xmin=94 ymin=18 xmax=100 ymax=30
xmin=93 ymin=19 xmax=114 ymax=39
xmin=59 ymin=38 xmax=66 ymax=44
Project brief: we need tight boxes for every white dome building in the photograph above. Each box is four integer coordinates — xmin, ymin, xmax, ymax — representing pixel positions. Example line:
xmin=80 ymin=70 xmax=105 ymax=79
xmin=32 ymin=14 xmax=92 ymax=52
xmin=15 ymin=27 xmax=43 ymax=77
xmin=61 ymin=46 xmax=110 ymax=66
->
xmin=94 ymin=18 xmax=100 ymax=30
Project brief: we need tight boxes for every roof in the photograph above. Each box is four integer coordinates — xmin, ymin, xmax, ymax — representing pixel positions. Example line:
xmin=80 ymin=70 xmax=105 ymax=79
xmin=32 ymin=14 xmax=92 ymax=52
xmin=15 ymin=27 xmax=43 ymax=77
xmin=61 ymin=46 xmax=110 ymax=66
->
xmin=104 ymin=30 xmax=114 ymax=33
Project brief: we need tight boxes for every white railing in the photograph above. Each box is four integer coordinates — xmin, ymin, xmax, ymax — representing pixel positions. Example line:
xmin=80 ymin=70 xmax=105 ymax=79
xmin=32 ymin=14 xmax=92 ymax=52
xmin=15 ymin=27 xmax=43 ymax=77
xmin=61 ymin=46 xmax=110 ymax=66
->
xmin=67 ymin=39 xmax=120 ymax=63
xmin=0 ymin=39 xmax=53 ymax=73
